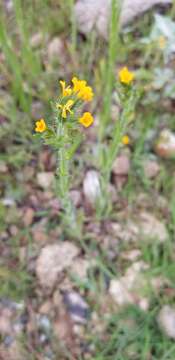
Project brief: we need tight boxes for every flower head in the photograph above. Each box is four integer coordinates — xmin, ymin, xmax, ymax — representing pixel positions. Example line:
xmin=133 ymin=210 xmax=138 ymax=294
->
xmin=72 ymin=77 xmax=86 ymax=93
xmin=79 ymin=112 xmax=94 ymax=128
xmin=122 ymin=135 xmax=130 ymax=145
xmin=60 ymin=80 xmax=72 ymax=97
xmin=78 ymin=86 xmax=94 ymax=101
xmin=119 ymin=67 xmax=134 ymax=85
xmin=35 ymin=119 xmax=47 ymax=133
xmin=57 ymin=99 xmax=74 ymax=118
xmin=72 ymin=77 xmax=94 ymax=102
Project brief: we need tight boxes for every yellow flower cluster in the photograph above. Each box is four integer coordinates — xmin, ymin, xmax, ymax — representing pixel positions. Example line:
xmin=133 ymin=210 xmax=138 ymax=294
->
xmin=56 ymin=76 xmax=94 ymax=127
xmin=119 ymin=67 xmax=134 ymax=85
xmin=60 ymin=77 xmax=94 ymax=102
xmin=35 ymin=76 xmax=94 ymax=132
xmin=72 ymin=77 xmax=94 ymax=101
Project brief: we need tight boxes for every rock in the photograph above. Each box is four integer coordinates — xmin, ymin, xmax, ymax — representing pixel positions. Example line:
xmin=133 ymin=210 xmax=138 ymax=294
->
xmin=154 ymin=129 xmax=175 ymax=159
xmin=121 ymin=0 xmax=172 ymax=27
xmin=143 ymin=159 xmax=160 ymax=179
xmin=32 ymin=219 xmax=48 ymax=245
xmin=113 ymin=208 xmax=167 ymax=247
xmin=74 ymin=0 xmax=110 ymax=39
xmin=74 ymin=0 xmax=172 ymax=39
xmin=69 ymin=258 xmax=90 ymax=281
xmin=158 ymin=306 xmax=175 ymax=339
xmin=138 ymin=212 xmax=168 ymax=242
xmin=83 ymin=170 xmax=101 ymax=206
xmin=70 ymin=190 xmax=82 ymax=207
xmin=30 ymin=32 xmax=43 ymax=48
xmin=121 ymin=249 xmax=142 ymax=261
xmin=23 ymin=207 xmax=34 ymax=226
xmin=0 ymin=307 xmax=12 ymax=335
xmin=109 ymin=278 xmax=134 ymax=306
xmin=112 ymin=154 xmax=130 ymax=176
xmin=0 ymin=161 xmax=8 ymax=173
xmin=109 ymin=261 xmax=150 ymax=309
xmin=63 ymin=291 xmax=89 ymax=324
xmin=37 ymin=172 xmax=54 ymax=189
xmin=110 ymin=220 xmax=139 ymax=243
xmin=39 ymin=301 xmax=52 ymax=315
xmin=48 ymin=37 xmax=64 ymax=62
xmin=0 ymin=300 xmax=25 ymax=350
xmin=37 ymin=315 xmax=52 ymax=335
xmin=36 ymin=242 xmax=80 ymax=290
xmin=2 ymin=197 xmax=15 ymax=206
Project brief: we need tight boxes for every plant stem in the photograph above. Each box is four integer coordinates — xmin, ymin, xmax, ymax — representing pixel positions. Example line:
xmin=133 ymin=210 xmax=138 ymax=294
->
xmin=57 ymin=122 xmax=79 ymax=236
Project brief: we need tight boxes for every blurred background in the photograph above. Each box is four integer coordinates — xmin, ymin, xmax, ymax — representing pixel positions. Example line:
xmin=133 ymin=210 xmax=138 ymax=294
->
xmin=0 ymin=1 xmax=175 ymax=359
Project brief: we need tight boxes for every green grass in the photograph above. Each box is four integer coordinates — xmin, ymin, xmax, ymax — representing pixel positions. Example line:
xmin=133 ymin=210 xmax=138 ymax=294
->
xmin=88 ymin=306 xmax=175 ymax=360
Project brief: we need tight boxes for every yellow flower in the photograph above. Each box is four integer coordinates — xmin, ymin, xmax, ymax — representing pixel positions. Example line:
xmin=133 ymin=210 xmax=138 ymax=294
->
xmin=119 ymin=67 xmax=134 ymax=85
xmin=57 ymin=99 xmax=74 ymax=118
xmin=122 ymin=135 xmax=130 ymax=145
xmin=72 ymin=77 xmax=86 ymax=93
xmin=72 ymin=77 xmax=94 ymax=102
xmin=79 ymin=112 xmax=94 ymax=128
xmin=35 ymin=119 xmax=47 ymax=133
xmin=158 ymin=35 xmax=166 ymax=50
xmin=60 ymin=80 xmax=72 ymax=97
xmin=78 ymin=86 xmax=94 ymax=101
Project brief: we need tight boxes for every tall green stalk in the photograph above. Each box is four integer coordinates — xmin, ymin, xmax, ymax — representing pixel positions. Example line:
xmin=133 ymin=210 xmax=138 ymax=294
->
xmin=99 ymin=0 xmax=120 ymax=141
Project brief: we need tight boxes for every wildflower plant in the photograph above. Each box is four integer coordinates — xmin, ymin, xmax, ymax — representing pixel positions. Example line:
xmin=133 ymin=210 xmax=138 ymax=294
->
xmin=97 ymin=67 xmax=139 ymax=216
xmin=34 ymin=77 xmax=94 ymax=234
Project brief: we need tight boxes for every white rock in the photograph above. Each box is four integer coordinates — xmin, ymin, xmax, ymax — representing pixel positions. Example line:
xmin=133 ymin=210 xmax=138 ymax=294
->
xmin=69 ymin=258 xmax=90 ymax=281
xmin=138 ymin=212 xmax=168 ymax=242
xmin=109 ymin=278 xmax=134 ymax=306
xmin=109 ymin=261 xmax=149 ymax=308
xmin=74 ymin=0 xmax=172 ymax=39
xmin=83 ymin=170 xmax=101 ymax=205
xmin=158 ymin=306 xmax=175 ymax=339
xmin=37 ymin=172 xmax=54 ymax=189
xmin=36 ymin=242 xmax=80 ymax=289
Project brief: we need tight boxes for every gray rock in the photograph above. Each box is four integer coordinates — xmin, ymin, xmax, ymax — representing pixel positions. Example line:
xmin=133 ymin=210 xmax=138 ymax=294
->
xmin=74 ymin=0 xmax=172 ymax=39
xmin=121 ymin=0 xmax=172 ymax=27
xmin=63 ymin=291 xmax=90 ymax=324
